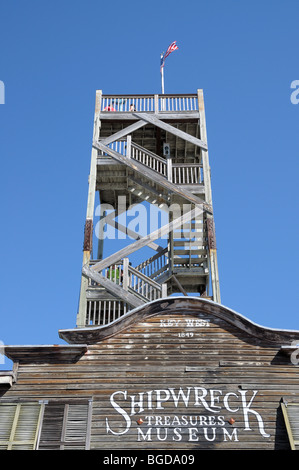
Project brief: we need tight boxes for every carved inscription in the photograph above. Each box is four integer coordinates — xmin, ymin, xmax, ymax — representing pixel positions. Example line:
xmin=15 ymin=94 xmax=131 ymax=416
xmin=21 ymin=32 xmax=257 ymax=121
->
xmin=159 ymin=318 xmax=210 ymax=338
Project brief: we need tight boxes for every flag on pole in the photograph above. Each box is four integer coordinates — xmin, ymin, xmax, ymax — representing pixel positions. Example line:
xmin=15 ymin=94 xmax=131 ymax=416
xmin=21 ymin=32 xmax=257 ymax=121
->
xmin=160 ymin=41 xmax=178 ymax=71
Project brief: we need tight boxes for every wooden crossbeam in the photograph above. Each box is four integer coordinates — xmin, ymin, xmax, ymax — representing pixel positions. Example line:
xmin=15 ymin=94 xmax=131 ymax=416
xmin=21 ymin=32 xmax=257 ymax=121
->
xmin=100 ymin=209 xmax=166 ymax=253
xmin=82 ymin=267 xmax=145 ymax=308
xmin=172 ymin=275 xmax=188 ymax=296
xmin=108 ymin=219 xmax=165 ymax=253
xmin=133 ymin=112 xmax=208 ymax=151
xmin=100 ymin=120 xmax=147 ymax=145
xmin=93 ymin=141 xmax=212 ymax=214
xmin=89 ymin=206 xmax=202 ymax=273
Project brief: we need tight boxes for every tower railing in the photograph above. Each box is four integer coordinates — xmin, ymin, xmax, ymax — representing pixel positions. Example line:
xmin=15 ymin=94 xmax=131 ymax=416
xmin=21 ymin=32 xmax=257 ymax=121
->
xmin=85 ymin=258 xmax=168 ymax=327
xmin=131 ymin=142 xmax=167 ymax=176
xmin=86 ymin=298 xmax=128 ymax=326
xmin=134 ymin=247 xmax=169 ymax=281
xmin=172 ymin=163 xmax=203 ymax=185
xmin=97 ymin=138 xmax=204 ymax=186
xmin=101 ymin=94 xmax=198 ymax=113
xmin=87 ymin=259 xmax=167 ymax=302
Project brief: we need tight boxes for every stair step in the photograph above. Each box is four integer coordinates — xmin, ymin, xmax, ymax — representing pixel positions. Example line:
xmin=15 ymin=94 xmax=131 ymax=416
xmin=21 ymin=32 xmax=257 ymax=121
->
xmin=173 ymin=240 xmax=207 ymax=246
xmin=173 ymin=248 xmax=207 ymax=254
xmin=128 ymin=187 xmax=168 ymax=205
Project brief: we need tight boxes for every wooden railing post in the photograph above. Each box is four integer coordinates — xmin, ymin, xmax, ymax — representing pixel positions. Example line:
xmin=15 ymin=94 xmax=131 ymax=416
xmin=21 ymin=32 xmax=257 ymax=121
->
xmin=167 ymin=155 xmax=172 ymax=182
xmin=154 ymin=95 xmax=159 ymax=114
xmin=126 ymin=135 xmax=131 ymax=159
xmin=161 ymin=283 xmax=167 ymax=298
xmin=122 ymin=258 xmax=129 ymax=291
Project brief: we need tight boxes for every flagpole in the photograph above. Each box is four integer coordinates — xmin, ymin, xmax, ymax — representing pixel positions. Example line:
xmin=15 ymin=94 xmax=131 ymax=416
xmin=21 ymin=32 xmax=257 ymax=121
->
xmin=160 ymin=53 xmax=165 ymax=94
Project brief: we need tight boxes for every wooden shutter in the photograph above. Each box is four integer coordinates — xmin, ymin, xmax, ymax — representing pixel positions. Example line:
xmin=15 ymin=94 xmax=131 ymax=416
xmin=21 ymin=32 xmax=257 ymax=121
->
xmin=281 ymin=400 xmax=299 ymax=450
xmin=0 ymin=402 xmax=43 ymax=450
xmin=37 ymin=400 xmax=92 ymax=450
xmin=63 ymin=403 xmax=91 ymax=449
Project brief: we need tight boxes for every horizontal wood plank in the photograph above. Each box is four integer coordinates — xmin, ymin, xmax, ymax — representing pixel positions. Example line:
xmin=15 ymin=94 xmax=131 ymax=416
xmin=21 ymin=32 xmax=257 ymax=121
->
xmin=2 ymin=301 xmax=299 ymax=450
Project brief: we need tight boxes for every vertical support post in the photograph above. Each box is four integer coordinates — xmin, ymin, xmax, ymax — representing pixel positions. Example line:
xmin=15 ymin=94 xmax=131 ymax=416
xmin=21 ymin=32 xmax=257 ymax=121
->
xmin=77 ymin=90 xmax=102 ymax=327
xmin=197 ymin=89 xmax=221 ymax=304
xmin=168 ymin=208 xmax=174 ymax=278
xmin=167 ymin=154 xmax=172 ymax=182
xmin=126 ymin=135 xmax=131 ymax=159
xmin=123 ymin=258 xmax=129 ymax=291
xmin=154 ymin=94 xmax=159 ymax=114
xmin=161 ymin=283 xmax=167 ymax=298
xmin=96 ymin=200 xmax=104 ymax=260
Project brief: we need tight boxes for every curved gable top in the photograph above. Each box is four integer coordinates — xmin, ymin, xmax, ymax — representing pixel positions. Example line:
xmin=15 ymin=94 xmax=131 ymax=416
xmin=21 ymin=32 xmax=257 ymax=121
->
xmin=59 ymin=297 xmax=299 ymax=346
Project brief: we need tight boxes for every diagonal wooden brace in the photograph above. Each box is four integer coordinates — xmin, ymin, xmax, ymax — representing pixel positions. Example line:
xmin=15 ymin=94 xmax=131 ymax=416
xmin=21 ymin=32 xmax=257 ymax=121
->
xmin=100 ymin=120 xmax=147 ymax=145
xmin=89 ymin=205 xmax=203 ymax=273
xmin=99 ymin=208 xmax=166 ymax=253
xmin=82 ymin=266 xmax=145 ymax=308
xmin=132 ymin=112 xmax=208 ymax=151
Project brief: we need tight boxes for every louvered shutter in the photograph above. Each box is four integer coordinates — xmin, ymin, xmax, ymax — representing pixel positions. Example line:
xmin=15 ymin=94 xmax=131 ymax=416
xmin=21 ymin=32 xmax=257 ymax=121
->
xmin=37 ymin=400 xmax=91 ymax=450
xmin=63 ymin=403 xmax=91 ymax=450
xmin=0 ymin=402 xmax=43 ymax=450
xmin=281 ymin=400 xmax=299 ymax=450
xmin=37 ymin=402 xmax=65 ymax=450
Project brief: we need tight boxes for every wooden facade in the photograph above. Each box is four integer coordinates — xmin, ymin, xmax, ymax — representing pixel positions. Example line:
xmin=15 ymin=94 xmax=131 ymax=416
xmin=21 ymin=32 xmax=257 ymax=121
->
xmin=1 ymin=91 xmax=298 ymax=451
xmin=1 ymin=297 xmax=299 ymax=450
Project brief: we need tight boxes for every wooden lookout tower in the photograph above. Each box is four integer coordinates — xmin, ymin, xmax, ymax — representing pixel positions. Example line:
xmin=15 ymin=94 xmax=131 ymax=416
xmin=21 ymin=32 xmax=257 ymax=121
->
xmin=77 ymin=90 xmax=221 ymax=328
xmin=2 ymin=90 xmax=299 ymax=451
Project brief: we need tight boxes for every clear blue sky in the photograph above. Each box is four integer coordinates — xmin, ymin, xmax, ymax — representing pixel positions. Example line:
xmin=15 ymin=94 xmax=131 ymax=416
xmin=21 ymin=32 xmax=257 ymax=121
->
xmin=0 ymin=0 xmax=298 ymax=369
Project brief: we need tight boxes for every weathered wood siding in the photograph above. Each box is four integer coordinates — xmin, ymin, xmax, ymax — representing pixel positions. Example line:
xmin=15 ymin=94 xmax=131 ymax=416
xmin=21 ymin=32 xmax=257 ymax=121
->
xmin=2 ymin=303 xmax=299 ymax=450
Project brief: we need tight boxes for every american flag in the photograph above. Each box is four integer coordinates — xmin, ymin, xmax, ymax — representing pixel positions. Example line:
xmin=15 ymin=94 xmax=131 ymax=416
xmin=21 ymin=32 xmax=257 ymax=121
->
xmin=160 ymin=41 xmax=178 ymax=71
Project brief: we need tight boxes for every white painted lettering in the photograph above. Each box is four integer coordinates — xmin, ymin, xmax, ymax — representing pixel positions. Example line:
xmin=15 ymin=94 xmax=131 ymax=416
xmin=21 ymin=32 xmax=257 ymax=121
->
xmin=223 ymin=392 xmax=239 ymax=413
xmin=194 ymin=387 xmax=219 ymax=412
xmin=130 ymin=392 xmax=145 ymax=416
xmin=223 ymin=427 xmax=239 ymax=441
xmin=106 ymin=391 xmax=131 ymax=435
xmin=169 ymin=387 xmax=192 ymax=407
xmin=155 ymin=389 xmax=170 ymax=409
xmin=156 ymin=428 xmax=168 ymax=441
xmin=239 ymin=390 xmax=270 ymax=438
xmin=188 ymin=427 xmax=199 ymax=441
xmin=210 ymin=389 xmax=222 ymax=410
xmin=137 ymin=427 xmax=152 ymax=441
xmin=106 ymin=387 xmax=270 ymax=441
xmin=203 ymin=427 xmax=216 ymax=441
xmin=173 ymin=427 xmax=182 ymax=441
